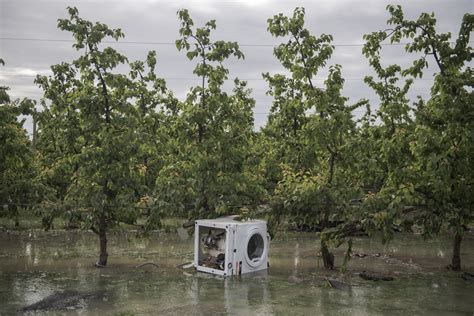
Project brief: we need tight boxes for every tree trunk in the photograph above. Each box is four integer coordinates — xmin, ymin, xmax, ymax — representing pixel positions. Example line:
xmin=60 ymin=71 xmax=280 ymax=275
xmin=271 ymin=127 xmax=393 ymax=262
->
xmin=451 ymin=232 xmax=462 ymax=271
xmin=321 ymin=239 xmax=334 ymax=269
xmin=327 ymin=149 xmax=336 ymax=185
xmin=97 ymin=213 xmax=108 ymax=267
xmin=198 ymin=123 xmax=204 ymax=143
xmin=32 ymin=112 xmax=37 ymax=150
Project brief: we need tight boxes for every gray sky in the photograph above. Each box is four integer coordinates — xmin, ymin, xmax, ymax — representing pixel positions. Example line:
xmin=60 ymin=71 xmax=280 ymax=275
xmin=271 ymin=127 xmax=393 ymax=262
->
xmin=1 ymin=0 xmax=472 ymax=131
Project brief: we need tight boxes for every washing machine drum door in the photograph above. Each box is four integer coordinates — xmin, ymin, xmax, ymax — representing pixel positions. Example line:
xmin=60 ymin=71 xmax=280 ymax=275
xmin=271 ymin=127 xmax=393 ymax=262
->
xmin=245 ymin=228 xmax=267 ymax=268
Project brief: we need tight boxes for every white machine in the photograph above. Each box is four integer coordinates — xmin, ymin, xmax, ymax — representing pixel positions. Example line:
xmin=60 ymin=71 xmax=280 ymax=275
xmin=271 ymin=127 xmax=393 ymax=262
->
xmin=194 ymin=216 xmax=269 ymax=276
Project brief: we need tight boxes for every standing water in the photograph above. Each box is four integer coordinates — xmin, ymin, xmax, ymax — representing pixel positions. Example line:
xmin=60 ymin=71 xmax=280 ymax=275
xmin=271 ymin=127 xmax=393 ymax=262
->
xmin=0 ymin=230 xmax=473 ymax=314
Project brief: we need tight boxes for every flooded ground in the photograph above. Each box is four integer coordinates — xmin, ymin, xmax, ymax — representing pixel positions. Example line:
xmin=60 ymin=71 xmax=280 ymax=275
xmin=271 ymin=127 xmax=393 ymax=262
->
xmin=0 ymin=229 xmax=473 ymax=315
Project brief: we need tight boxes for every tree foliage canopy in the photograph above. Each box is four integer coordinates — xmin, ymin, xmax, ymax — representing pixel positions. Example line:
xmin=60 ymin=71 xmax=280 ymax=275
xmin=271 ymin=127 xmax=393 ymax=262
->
xmin=2 ymin=6 xmax=472 ymax=270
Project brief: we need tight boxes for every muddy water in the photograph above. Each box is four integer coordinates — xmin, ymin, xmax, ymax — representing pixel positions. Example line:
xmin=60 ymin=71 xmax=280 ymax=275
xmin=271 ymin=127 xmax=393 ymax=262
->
xmin=0 ymin=230 xmax=473 ymax=315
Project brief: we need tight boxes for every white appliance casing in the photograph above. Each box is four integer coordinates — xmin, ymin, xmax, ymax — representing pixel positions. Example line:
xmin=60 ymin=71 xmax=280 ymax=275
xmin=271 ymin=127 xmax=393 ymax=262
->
xmin=194 ymin=217 xmax=269 ymax=276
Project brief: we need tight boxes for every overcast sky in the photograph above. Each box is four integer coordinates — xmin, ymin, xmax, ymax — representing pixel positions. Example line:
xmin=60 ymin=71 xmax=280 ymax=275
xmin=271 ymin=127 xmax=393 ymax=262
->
xmin=1 ymin=0 xmax=472 ymax=131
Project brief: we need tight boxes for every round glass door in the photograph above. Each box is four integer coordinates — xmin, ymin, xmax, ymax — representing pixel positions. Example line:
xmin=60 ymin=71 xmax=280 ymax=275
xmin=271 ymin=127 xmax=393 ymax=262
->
xmin=247 ymin=233 xmax=265 ymax=262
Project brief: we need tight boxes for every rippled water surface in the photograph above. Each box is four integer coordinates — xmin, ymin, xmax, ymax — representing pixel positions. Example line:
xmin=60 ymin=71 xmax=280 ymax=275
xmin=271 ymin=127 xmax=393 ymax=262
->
xmin=1 ymin=230 xmax=473 ymax=315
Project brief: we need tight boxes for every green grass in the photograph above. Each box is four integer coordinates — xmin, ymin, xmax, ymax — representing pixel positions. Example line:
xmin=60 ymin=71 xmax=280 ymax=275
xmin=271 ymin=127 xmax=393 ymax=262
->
xmin=0 ymin=211 xmax=187 ymax=232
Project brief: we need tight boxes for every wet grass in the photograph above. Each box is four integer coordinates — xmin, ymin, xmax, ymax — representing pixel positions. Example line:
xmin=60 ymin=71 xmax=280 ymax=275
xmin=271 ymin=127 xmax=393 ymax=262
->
xmin=0 ymin=212 xmax=187 ymax=233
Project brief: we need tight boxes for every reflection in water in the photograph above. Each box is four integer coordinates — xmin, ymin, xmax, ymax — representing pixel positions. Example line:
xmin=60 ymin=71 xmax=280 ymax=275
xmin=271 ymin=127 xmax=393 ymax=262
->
xmin=0 ymin=231 xmax=472 ymax=314
xmin=223 ymin=272 xmax=271 ymax=315
xmin=25 ymin=242 xmax=31 ymax=257
xmin=294 ymin=242 xmax=300 ymax=274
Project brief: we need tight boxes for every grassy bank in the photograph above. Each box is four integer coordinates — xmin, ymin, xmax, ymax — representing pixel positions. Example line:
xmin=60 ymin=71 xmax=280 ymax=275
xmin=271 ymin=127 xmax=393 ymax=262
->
xmin=0 ymin=210 xmax=186 ymax=232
